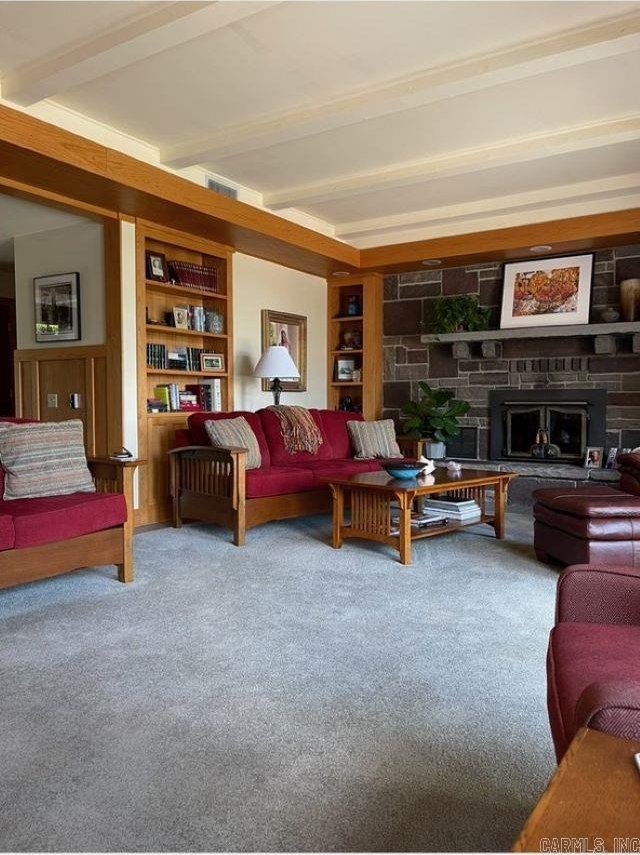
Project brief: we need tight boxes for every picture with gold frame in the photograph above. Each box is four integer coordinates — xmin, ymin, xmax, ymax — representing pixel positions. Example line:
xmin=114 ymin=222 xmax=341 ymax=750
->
xmin=261 ymin=309 xmax=307 ymax=392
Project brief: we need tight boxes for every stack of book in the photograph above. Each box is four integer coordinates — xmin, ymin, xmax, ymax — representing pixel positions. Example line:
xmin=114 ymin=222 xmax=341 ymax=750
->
xmin=389 ymin=509 xmax=450 ymax=536
xmin=185 ymin=379 xmax=223 ymax=412
xmin=168 ymin=261 xmax=218 ymax=292
xmin=146 ymin=343 xmax=168 ymax=369
xmin=422 ymin=495 xmax=482 ymax=523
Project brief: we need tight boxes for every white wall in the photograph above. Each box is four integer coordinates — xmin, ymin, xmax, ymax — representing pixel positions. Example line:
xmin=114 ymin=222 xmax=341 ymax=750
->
xmin=233 ymin=253 xmax=326 ymax=411
xmin=13 ymin=222 xmax=105 ymax=348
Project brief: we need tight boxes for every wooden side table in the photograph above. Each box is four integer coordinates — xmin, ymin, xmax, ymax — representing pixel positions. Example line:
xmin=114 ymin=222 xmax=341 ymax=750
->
xmin=513 ymin=728 xmax=640 ymax=852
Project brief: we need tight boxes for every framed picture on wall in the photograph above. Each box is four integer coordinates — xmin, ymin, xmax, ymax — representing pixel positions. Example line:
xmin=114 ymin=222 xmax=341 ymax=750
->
xmin=500 ymin=253 xmax=593 ymax=329
xmin=34 ymin=272 xmax=81 ymax=342
xmin=261 ymin=309 xmax=307 ymax=392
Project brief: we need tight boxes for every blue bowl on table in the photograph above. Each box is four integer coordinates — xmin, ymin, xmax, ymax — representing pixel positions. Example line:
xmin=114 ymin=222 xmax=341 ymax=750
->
xmin=380 ymin=458 xmax=427 ymax=480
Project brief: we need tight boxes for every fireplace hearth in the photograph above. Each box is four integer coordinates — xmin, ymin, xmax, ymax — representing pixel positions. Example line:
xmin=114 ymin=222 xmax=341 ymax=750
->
xmin=489 ymin=389 xmax=607 ymax=463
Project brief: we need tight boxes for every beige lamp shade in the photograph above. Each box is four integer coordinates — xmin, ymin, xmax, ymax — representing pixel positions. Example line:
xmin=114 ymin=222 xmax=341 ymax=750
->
xmin=253 ymin=345 xmax=300 ymax=379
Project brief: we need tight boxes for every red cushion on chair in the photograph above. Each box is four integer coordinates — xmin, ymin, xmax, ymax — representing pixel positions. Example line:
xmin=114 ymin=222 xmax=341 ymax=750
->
xmin=318 ymin=411 xmax=364 ymax=458
xmin=188 ymin=411 xmax=270 ymax=466
xmin=245 ymin=466 xmax=315 ymax=499
xmin=2 ymin=491 xmax=127 ymax=549
xmin=0 ymin=514 xmax=15 ymax=551
xmin=548 ymin=622 xmax=640 ymax=755
xmin=257 ymin=408 xmax=334 ymax=465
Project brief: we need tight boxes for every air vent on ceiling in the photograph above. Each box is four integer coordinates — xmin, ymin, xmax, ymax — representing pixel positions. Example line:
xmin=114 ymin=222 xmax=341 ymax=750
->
xmin=206 ymin=177 xmax=238 ymax=200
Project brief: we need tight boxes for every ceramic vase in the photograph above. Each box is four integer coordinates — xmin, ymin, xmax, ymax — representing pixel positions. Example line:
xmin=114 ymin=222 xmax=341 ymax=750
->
xmin=620 ymin=278 xmax=640 ymax=322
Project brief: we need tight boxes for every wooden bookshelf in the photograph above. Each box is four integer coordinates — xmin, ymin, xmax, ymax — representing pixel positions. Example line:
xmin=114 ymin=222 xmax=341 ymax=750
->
xmin=327 ymin=273 xmax=382 ymax=419
xmin=136 ymin=221 xmax=233 ymax=525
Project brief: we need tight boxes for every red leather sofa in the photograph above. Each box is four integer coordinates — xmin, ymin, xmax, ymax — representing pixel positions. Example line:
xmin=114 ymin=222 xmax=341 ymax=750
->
xmin=533 ymin=452 xmax=640 ymax=567
xmin=547 ymin=562 xmax=640 ymax=760
xmin=0 ymin=417 xmax=136 ymax=589
xmin=170 ymin=408 xmax=389 ymax=544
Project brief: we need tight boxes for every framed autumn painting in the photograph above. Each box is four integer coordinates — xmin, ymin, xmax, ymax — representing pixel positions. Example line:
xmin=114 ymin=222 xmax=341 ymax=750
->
xmin=500 ymin=253 xmax=593 ymax=329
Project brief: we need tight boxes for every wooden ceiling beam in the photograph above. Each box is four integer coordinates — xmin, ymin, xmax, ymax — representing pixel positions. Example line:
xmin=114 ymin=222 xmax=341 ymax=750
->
xmin=1 ymin=2 xmax=281 ymax=107
xmin=359 ymin=208 xmax=640 ymax=273
xmin=163 ymin=9 xmax=640 ymax=170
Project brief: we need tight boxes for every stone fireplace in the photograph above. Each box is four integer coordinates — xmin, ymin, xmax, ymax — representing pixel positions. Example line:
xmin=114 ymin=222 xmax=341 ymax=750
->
xmin=488 ymin=389 xmax=607 ymax=464
xmin=381 ymin=244 xmax=640 ymax=504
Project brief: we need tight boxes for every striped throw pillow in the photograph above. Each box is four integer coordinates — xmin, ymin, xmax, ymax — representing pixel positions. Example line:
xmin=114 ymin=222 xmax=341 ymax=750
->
xmin=0 ymin=419 xmax=96 ymax=500
xmin=347 ymin=419 xmax=403 ymax=460
xmin=204 ymin=417 xmax=262 ymax=470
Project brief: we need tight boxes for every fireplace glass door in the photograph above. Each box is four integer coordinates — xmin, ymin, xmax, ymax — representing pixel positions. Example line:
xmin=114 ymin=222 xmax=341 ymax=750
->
xmin=504 ymin=403 xmax=588 ymax=461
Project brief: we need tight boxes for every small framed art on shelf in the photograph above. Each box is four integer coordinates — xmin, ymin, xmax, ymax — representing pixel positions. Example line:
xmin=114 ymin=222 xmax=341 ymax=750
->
xmin=201 ymin=353 xmax=225 ymax=372
xmin=146 ymin=250 xmax=168 ymax=282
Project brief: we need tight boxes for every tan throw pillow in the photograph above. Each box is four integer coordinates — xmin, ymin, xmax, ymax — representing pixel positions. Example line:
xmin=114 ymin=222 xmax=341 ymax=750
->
xmin=0 ymin=419 xmax=96 ymax=500
xmin=204 ymin=417 xmax=262 ymax=470
xmin=347 ymin=419 xmax=403 ymax=459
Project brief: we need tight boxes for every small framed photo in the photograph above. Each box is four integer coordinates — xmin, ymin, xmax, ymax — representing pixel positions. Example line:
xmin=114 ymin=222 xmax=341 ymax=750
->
xmin=146 ymin=250 xmax=168 ymax=282
xmin=34 ymin=272 xmax=80 ymax=342
xmin=336 ymin=357 xmax=356 ymax=381
xmin=201 ymin=353 xmax=225 ymax=372
xmin=500 ymin=253 xmax=594 ymax=329
xmin=604 ymin=448 xmax=619 ymax=470
xmin=173 ymin=306 xmax=189 ymax=329
xmin=584 ymin=446 xmax=603 ymax=469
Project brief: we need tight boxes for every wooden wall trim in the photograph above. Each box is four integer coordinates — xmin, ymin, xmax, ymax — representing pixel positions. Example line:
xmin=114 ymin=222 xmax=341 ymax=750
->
xmin=15 ymin=344 xmax=107 ymax=361
xmin=357 ymin=209 xmax=640 ymax=272
xmin=0 ymin=104 xmax=639 ymax=277
xmin=14 ymin=345 xmax=110 ymax=456
xmin=0 ymin=104 xmax=359 ymax=277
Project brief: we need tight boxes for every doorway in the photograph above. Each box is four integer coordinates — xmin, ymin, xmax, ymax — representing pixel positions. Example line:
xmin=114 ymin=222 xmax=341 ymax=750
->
xmin=0 ymin=295 xmax=16 ymax=416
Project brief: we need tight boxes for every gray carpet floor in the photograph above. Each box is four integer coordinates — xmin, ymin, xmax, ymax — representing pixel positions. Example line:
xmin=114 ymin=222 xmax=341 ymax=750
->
xmin=0 ymin=512 xmax=558 ymax=852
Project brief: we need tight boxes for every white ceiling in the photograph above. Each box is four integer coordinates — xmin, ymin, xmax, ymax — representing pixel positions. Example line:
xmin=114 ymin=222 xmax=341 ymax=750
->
xmin=0 ymin=193 xmax=86 ymax=262
xmin=0 ymin=1 xmax=639 ymax=247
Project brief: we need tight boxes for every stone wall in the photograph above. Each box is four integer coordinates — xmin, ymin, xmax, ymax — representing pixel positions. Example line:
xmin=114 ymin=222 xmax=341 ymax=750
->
xmin=383 ymin=245 xmax=640 ymax=459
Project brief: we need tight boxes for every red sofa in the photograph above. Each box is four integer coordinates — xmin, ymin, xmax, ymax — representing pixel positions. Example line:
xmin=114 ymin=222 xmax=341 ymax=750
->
xmin=0 ymin=417 xmax=137 ymax=589
xmin=169 ymin=408 xmax=397 ymax=544
xmin=547 ymin=562 xmax=640 ymax=760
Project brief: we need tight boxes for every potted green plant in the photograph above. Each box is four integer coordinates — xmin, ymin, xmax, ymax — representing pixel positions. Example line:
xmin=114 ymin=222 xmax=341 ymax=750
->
xmin=432 ymin=295 xmax=490 ymax=334
xmin=401 ymin=382 xmax=470 ymax=458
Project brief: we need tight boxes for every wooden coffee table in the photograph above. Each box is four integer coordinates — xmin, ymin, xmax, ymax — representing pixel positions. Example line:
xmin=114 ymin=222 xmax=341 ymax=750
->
xmin=513 ymin=728 xmax=640 ymax=851
xmin=321 ymin=467 xmax=516 ymax=565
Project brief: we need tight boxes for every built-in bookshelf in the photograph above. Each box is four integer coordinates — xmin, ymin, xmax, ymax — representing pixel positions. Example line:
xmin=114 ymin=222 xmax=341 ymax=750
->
xmin=136 ymin=221 xmax=233 ymax=525
xmin=326 ymin=273 xmax=382 ymax=419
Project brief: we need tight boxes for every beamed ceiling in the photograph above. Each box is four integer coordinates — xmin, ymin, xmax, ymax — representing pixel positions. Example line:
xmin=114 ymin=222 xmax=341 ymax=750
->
xmin=0 ymin=0 xmax=639 ymax=248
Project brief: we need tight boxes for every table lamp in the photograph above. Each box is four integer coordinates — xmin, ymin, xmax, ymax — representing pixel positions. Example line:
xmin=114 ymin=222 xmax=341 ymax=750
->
xmin=253 ymin=345 xmax=300 ymax=405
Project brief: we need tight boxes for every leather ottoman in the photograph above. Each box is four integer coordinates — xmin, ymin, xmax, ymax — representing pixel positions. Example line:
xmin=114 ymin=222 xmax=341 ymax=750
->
xmin=533 ymin=485 xmax=640 ymax=567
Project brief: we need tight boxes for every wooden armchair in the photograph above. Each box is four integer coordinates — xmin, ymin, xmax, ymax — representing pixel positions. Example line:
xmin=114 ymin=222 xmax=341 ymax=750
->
xmin=0 ymin=457 xmax=140 ymax=590
xmin=169 ymin=445 xmax=248 ymax=545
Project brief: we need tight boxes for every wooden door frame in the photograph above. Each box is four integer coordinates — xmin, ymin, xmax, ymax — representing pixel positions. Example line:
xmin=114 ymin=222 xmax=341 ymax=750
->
xmin=3 ymin=178 xmax=124 ymax=450
xmin=0 ymin=295 xmax=16 ymax=416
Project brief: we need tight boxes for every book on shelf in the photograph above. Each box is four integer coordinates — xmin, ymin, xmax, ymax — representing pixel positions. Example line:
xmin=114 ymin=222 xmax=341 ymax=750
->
xmin=146 ymin=343 xmax=167 ymax=369
xmin=186 ymin=378 xmax=222 ymax=412
xmin=152 ymin=344 xmax=204 ymax=371
xmin=147 ymin=397 xmax=168 ymax=413
xmin=167 ymin=260 xmax=218 ymax=292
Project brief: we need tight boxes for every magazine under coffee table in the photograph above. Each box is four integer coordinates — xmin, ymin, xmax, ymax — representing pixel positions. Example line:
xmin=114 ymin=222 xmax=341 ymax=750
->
xmin=320 ymin=468 xmax=517 ymax=565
